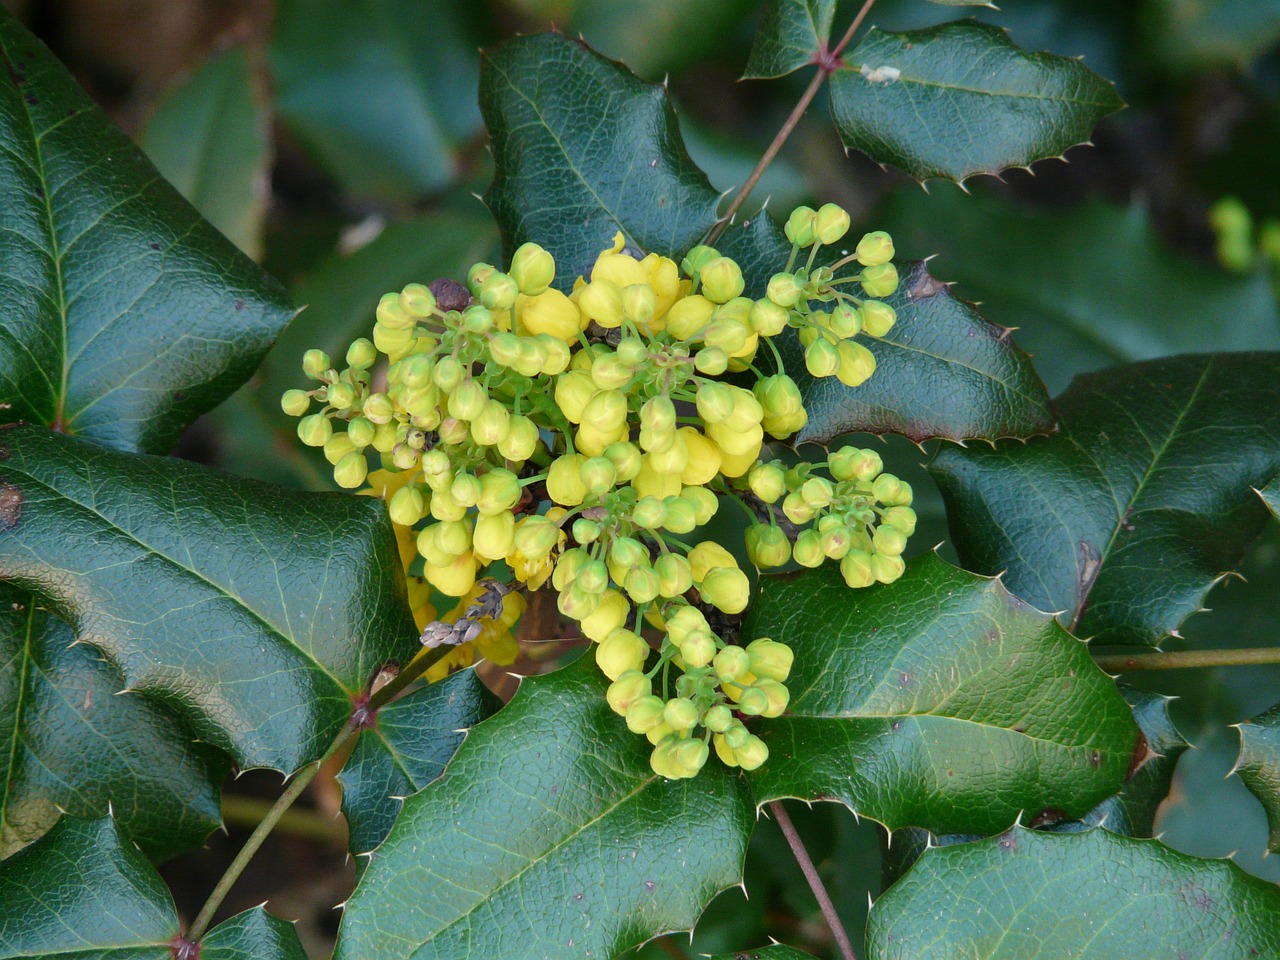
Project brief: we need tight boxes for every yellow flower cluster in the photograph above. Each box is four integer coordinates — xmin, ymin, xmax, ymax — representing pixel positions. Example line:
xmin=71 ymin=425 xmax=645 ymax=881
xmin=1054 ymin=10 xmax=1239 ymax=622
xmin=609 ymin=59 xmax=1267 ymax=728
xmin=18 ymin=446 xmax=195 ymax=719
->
xmin=283 ymin=203 xmax=906 ymax=778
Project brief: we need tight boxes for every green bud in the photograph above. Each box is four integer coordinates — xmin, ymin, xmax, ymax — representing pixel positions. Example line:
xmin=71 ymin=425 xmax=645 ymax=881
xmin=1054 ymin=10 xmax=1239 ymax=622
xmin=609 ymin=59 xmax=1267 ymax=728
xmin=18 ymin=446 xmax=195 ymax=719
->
xmin=859 ymin=300 xmax=896 ymax=338
xmin=683 ymin=486 xmax=719 ymax=525
xmin=333 ymin=451 xmax=368 ymax=489
xmin=737 ymin=686 xmax=770 ymax=716
xmin=591 ymin=352 xmax=634 ymax=391
xmin=621 ymin=283 xmax=657 ymax=328
xmin=514 ymin=516 xmax=559 ymax=559
xmin=480 ymin=272 xmax=519 ymax=311
xmin=766 ymin=272 xmax=804 ymax=309
xmin=872 ymin=473 xmax=911 ymax=506
xmin=746 ymin=524 xmax=791 ymax=568
xmin=281 ymin=389 xmax=311 ymax=417
xmin=576 ymin=559 xmax=610 ymax=594
xmin=616 ymin=337 xmax=648 ymax=367
xmin=804 ymin=336 xmax=839 ymax=378
xmin=391 ymin=443 xmax=420 ymax=471
xmin=655 ymin=552 xmax=693 ymax=598
xmin=297 ymin=413 xmax=332 ymax=447
xmin=746 ymin=638 xmax=793 ymax=682
xmin=499 ymin=415 xmax=540 ymax=463
xmin=681 ymin=244 xmax=720 ymax=278
xmin=784 ymin=206 xmax=817 ymax=247
xmin=814 ymin=202 xmax=850 ymax=245
xmin=704 ymin=704 xmax=733 ymax=733
xmin=604 ymin=442 xmax=643 ymax=482
xmin=662 ymin=495 xmax=698 ymax=534
xmin=606 ymin=671 xmax=651 ymax=716
xmin=855 ymin=231 xmax=895 ymax=267
xmin=302 ymin=349 xmax=331 ymax=380
xmin=830 ymin=303 xmax=862 ymax=338
xmin=663 ymin=697 xmax=699 ymax=731
xmin=463 ymin=305 xmax=494 ymax=335
xmin=881 ymin=505 xmax=917 ymax=535
xmin=750 ymin=298 xmax=789 ymax=336
xmin=573 ymin=518 xmax=602 ymax=544
xmin=871 ymin=553 xmax=905 ymax=584
xmin=447 ymin=379 xmax=488 ymax=421
xmin=509 ymin=242 xmax=556 ymax=296
xmin=695 ymin=381 xmax=735 ymax=424
xmin=873 ymin=524 xmax=907 ymax=557
xmin=724 ymin=720 xmax=751 ymax=750
xmin=609 ymin=536 xmax=649 ymax=569
xmin=840 ymin=550 xmax=875 ymax=588
xmin=632 ymin=495 xmax=668 ymax=530
xmin=626 ymin=695 xmax=667 ymax=734
xmin=389 ymin=485 xmax=426 ymax=526
xmin=477 ymin=468 xmax=521 ymax=514
xmin=699 ymin=256 xmax=745 ymax=304
xmin=860 ymin=263 xmax=899 ymax=299
xmin=399 ymin=283 xmax=436 ymax=317
xmin=451 ymin=472 xmax=482 ymax=507
xmin=734 ymin=734 xmax=769 ymax=770
xmin=346 ymin=338 xmax=377 ymax=370
xmin=624 ymin=566 xmax=661 ymax=604
xmin=755 ymin=374 xmax=803 ymax=418
xmin=372 ymin=422 xmax=398 ymax=453
xmin=467 ymin=262 xmax=496 ymax=293
xmin=820 ymin=525 xmax=852 ymax=560
xmin=792 ymin=530 xmax=824 ymax=568
xmin=432 ymin=356 xmax=465 ymax=392
xmin=326 ymin=381 xmax=357 ymax=411
xmin=694 ymin=345 xmax=728 ymax=376
xmin=363 ymin=392 xmax=395 ymax=424
xmin=488 ymin=331 xmax=523 ymax=368
xmin=680 ymin=632 xmax=716 ymax=668
xmin=470 ymin=400 xmax=511 ymax=446
xmin=580 ymin=456 xmax=618 ymax=496
xmin=713 ymin=646 xmax=751 ymax=683
xmin=748 ymin=462 xmax=787 ymax=504
xmin=800 ymin=476 xmax=834 ymax=508
xmin=781 ymin=491 xmax=815 ymax=525
xmin=347 ymin=417 xmax=376 ymax=448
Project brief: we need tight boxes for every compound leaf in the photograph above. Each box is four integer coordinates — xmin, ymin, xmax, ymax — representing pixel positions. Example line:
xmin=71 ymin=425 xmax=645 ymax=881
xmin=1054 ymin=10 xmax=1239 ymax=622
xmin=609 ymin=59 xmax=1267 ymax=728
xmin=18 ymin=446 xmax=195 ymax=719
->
xmin=339 ymin=666 xmax=501 ymax=859
xmin=0 ymin=425 xmax=417 ymax=773
xmin=0 ymin=585 xmax=227 ymax=861
xmin=0 ymin=10 xmax=293 ymax=455
xmin=745 ymin=554 xmax=1139 ymax=836
xmin=0 ymin=815 xmax=307 ymax=959
xmin=830 ymin=21 xmax=1124 ymax=183
xmin=867 ymin=828 xmax=1280 ymax=959
xmin=1233 ymin=702 xmax=1280 ymax=852
xmin=481 ymin=31 xmax=720 ymax=286
xmin=931 ymin=353 xmax=1280 ymax=645
xmin=335 ymin=655 xmax=754 ymax=960
xmin=141 ymin=46 xmax=269 ymax=259
xmin=743 ymin=0 xmax=835 ymax=79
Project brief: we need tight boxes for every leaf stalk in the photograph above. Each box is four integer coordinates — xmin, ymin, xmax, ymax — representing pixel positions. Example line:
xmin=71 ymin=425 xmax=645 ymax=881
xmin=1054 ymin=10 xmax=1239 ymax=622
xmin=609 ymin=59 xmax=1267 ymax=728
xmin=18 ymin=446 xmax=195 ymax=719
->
xmin=1093 ymin=647 xmax=1280 ymax=672
xmin=769 ymin=799 xmax=859 ymax=960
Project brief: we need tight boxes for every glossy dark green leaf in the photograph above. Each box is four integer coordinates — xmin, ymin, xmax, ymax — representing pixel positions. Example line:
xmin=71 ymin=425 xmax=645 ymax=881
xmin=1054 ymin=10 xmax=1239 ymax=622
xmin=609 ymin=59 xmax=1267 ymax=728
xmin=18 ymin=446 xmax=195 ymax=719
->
xmin=718 ymin=214 xmax=1052 ymax=443
xmin=878 ymin=190 xmax=1280 ymax=392
xmin=0 ymin=424 xmax=417 ymax=772
xmin=931 ymin=354 xmax=1280 ymax=646
xmin=481 ymin=32 xmax=720 ymax=286
xmin=335 ymin=655 xmax=754 ymax=960
xmin=1261 ymin=476 xmax=1280 ymax=518
xmin=0 ymin=585 xmax=226 ymax=860
xmin=339 ymin=667 xmax=501 ymax=858
xmin=743 ymin=0 xmax=834 ymax=79
xmin=270 ymin=0 xmax=483 ymax=201
xmin=0 ymin=815 xmax=306 ymax=959
xmin=141 ymin=47 xmax=269 ymax=259
xmin=867 ymin=828 xmax=1280 ymax=959
xmin=744 ymin=554 xmax=1139 ymax=835
xmin=830 ymin=21 xmax=1124 ymax=183
xmin=1233 ymin=702 xmax=1280 ymax=852
xmin=0 ymin=10 xmax=294 ymax=455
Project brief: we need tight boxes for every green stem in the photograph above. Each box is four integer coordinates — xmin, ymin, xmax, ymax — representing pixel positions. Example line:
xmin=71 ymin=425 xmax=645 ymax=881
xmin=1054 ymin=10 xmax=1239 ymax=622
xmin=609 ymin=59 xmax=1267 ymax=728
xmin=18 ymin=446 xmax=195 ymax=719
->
xmin=769 ymin=800 xmax=858 ymax=960
xmin=219 ymin=794 xmax=346 ymax=845
xmin=1093 ymin=647 xmax=1280 ymax=672
xmin=705 ymin=0 xmax=878 ymax=246
xmin=186 ymin=723 xmax=359 ymax=941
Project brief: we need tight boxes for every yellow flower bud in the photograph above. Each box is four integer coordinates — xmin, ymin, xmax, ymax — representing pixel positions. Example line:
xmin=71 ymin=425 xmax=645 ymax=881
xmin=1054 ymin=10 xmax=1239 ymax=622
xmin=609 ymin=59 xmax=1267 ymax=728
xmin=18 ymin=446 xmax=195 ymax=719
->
xmin=473 ymin=511 xmax=516 ymax=562
xmin=678 ymin=427 xmax=722 ymax=485
xmin=855 ymin=230 xmax=895 ymax=267
xmin=840 ymin=550 xmax=875 ymax=587
xmin=470 ymin=400 xmax=511 ymax=446
xmin=734 ymin=734 xmax=769 ymax=770
xmin=784 ymin=206 xmax=817 ymax=246
xmin=749 ymin=298 xmax=789 ymax=336
xmin=655 ymin=553 xmax=693 ymax=598
xmin=647 ymin=430 xmax=688 ymax=476
xmin=499 ymin=415 xmax=540 ymax=463
xmin=333 ymin=451 xmax=368 ymax=489
xmin=580 ymin=456 xmax=618 ymax=496
xmin=699 ymin=256 xmax=745 ymax=304
xmin=694 ymin=346 xmax=728 ymax=375
xmin=746 ymin=638 xmax=793 ymax=682
xmin=689 ymin=541 xmax=737 ymax=582
xmin=378 ymin=294 xmax=416 ymax=329
xmin=792 ymin=530 xmax=824 ymax=568
xmin=373 ymin=322 xmax=415 ymax=358
xmin=513 ymin=515 xmax=559 ymax=559
xmin=632 ymin=455 xmax=683 ymax=500
xmin=624 ymin=566 xmax=661 ymax=604
xmin=661 ymin=495 xmax=698 ymax=534
xmin=607 ymin=671 xmax=651 ymax=716
xmin=554 ymin=371 xmax=597 ymax=424
xmin=323 ymin=432 xmax=355 ymax=465
xmin=509 ymin=242 xmax=556 ymax=296
xmin=859 ymin=300 xmax=896 ymax=338
xmin=582 ymin=389 xmax=628 ymax=432
xmin=805 ymin=336 xmax=840 ymax=378
xmin=575 ymin=420 xmax=625 ymax=458
xmin=871 ymin=553 xmax=906 ymax=584
xmin=682 ymin=486 xmax=719 ymax=524
xmin=873 ymin=473 xmax=912 ymax=506
xmin=424 ymin=551 xmax=478 ymax=597
xmin=547 ymin=454 xmax=588 ymax=506
xmin=699 ymin=566 xmax=750 ymax=614
xmin=860 ymin=263 xmax=899 ymax=299
xmin=713 ymin=646 xmax=751 ymax=683
xmin=578 ymin=278 xmax=625 ymax=328
xmin=604 ymin=441 xmax=643 ymax=482
xmin=596 ymin=628 xmax=649 ymax=680
xmin=716 ymin=444 xmax=759 ymax=479
xmin=746 ymin=524 xmax=791 ymax=568
xmin=814 ymin=202 xmax=850 ymax=245
xmin=664 ymin=294 xmax=715 ymax=341
xmin=626 ymin=695 xmax=667 ymax=734
xmin=663 ymin=697 xmax=699 ymax=731
xmin=882 ymin=506 xmax=917 ymax=535
xmin=581 ymin=589 xmax=630 ymax=642
xmin=748 ymin=462 xmax=786 ymax=503
xmin=632 ymin=496 xmax=668 ymax=530
xmin=591 ymin=352 xmax=634 ymax=391
xmin=621 ymin=283 xmax=656 ymax=329
xmin=518 ymin=288 xmax=584 ymax=342
xmin=836 ymin=339 xmax=876 ymax=387
xmin=389 ymin=485 xmax=426 ymax=527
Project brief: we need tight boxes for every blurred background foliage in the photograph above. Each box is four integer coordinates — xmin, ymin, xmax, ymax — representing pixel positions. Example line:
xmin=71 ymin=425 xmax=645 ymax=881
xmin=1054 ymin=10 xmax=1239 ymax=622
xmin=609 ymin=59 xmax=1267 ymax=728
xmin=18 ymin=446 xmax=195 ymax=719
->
xmin=8 ymin=0 xmax=1277 ymax=956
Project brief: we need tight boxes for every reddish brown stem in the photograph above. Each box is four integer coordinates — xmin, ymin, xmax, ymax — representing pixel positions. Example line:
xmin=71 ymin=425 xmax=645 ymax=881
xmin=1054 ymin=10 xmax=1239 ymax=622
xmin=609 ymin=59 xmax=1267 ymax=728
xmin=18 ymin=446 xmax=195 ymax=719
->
xmin=769 ymin=800 xmax=859 ymax=960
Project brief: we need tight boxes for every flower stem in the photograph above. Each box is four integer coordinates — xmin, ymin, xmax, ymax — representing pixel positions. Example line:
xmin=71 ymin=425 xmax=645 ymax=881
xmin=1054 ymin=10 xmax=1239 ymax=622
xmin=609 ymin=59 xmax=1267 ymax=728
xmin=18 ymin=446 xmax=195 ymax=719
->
xmin=1093 ymin=647 xmax=1280 ymax=672
xmin=769 ymin=799 xmax=859 ymax=960
xmin=706 ymin=0 xmax=878 ymax=246
xmin=186 ymin=723 xmax=359 ymax=941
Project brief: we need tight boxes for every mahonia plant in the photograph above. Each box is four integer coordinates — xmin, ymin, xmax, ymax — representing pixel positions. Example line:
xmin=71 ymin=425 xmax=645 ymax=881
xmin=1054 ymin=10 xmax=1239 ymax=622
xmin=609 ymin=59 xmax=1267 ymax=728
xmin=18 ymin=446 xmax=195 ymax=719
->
xmin=282 ymin=203 xmax=916 ymax=779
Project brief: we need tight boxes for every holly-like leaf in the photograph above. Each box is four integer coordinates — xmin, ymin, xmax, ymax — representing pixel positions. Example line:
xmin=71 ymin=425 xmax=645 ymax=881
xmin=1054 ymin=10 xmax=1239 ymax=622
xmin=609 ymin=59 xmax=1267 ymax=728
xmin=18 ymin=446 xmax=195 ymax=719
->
xmin=339 ymin=667 xmax=501 ymax=859
xmin=0 ymin=815 xmax=306 ymax=959
xmin=878 ymin=190 xmax=1280 ymax=393
xmin=867 ymin=827 xmax=1280 ymax=959
xmin=1260 ymin=476 xmax=1280 ymax=518
xmin=0 ymin=10 xmax=293 ymax=455
xmin=0 ymin=585 xmax=227 ymax=860
xmin=744 ymin=554 xmax=1138 ymax=836
xmin=0 ymin=425 xmax=417 ymax=773
xmin=334 ymin=655 xmax=754 ymax=960
xmin=830 ymin=21 xmax=1124 ymax=183
xmin=480 ymin=32 xmax=720 ymax=286
xmin=931 ymin=353 xmax=1280 ymax=646
xmin=141 ymin=46 xmax=270 ymax=259
xmin=1233 ymin=703 xmax=1280 ymax=852
xmin=270 ymin=0 xmax=484 ymax=201
xmin=743 ymin=0 xmax=835 ymax=79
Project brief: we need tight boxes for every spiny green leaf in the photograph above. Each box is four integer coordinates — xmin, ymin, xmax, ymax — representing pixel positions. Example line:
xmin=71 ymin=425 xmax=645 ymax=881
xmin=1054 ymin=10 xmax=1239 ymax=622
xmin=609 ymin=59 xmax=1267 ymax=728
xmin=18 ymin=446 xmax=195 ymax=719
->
xmin=481 ymin=31 xmax=720 ymax=286
xmin=720 ymin=215 xmax=1052 ymax=443
xmin=141 ymin=46 xmax=269 ymax=259
xmin=0 ymin=815 xmax=306 ymax=959
xmin=743 ymin=0 xmax=835 ymax=79
xmin=1260 ymin=476 xmax=1280 ymax=518
xmin=830 ymin=20 xmax=1124 ymax=183
xmin=0 ymin=10 xmax=293 ymax=455
xmin=339 ymin=667 xmax=500 ymax=859
xmin=744 ymin=554 xmax=1138 ymax=836
xmin=878 ymin=190 xmax=1280 ymax=392
xmin=334 ymin=655 xmax=754 ymax=960
xmin=1233 ymin=703 xmax=1280 ymax=852
xmin=931 ymin=353 xmax=1280 ymax=646
xmin=0 ymin=425 xmax=417 ymax=773
xmin=271 ymin=0 xmax=484 ymax=201
xmin=867 ymin=828 xmax=1280 ymax=959
xmin=0 ymin=585 xmax=227 ymax=860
